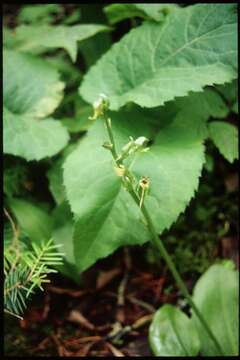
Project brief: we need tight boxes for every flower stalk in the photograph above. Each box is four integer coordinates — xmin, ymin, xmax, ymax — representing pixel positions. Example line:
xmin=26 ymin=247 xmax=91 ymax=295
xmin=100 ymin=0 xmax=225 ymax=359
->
xmin=93 ymin=95 xmax=224 ymax=355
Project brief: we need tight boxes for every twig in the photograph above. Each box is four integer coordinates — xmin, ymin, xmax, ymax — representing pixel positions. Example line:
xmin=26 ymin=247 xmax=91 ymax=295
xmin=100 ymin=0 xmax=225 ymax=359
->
xmin=51 ymin=332 xmax=69 ymax=357
xmin=4 ymin=207 xmax=19 ymax=243
xmin=123 ymin=247 xmax=132 ymax=271
xmin=4 ymin=207 xmax=21 ymax=271
xmin=75 ymin=341 xmax=97 ymax=357
xmin=117 ymin=272 xmax=128 ymax=308
xmin=46 ymin=285 xmax=88 ymax=297
xmin=66 ymin=336 xmax=102 ymax=345
xmin=105 ymin=342 xmax=125 ymax=357
xmin=132 ymin=314 xmax=153 ymax=329
xmin=105 ymin=314 xmax=153 ymax=344
xmin=31 ymin=337 xmax=50 ymax=353
xmin=96 ymin=268 xmax=122 ymax=290
xmin=67 ymin=309 xmax=95 ymax=331
xmin=115 ymin=247 xmax=131 ymax=325
xmin=126 ymin=295 xmax=156 ymax=313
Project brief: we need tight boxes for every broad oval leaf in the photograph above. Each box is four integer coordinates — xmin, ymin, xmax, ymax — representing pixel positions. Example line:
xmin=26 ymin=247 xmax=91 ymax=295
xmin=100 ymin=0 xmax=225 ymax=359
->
xmin=149 ymin=304 xmax=200 ymax=356
xmin=63 ymin=108 xmax=205 ymax=271
xmin=3 ymin=49 xmax=64 ymax=118
xmin=208 ymin=121 xmax=238 ymax=163
xmin=12 ymin=24 xmax=109 ymax=62
xmin=3 ymin=108 xmax=69 ymax=161
xmin=192 ymin=263 xmax=239 ymax=356
xmin=80 ymin=4 xmax=237 ymax=110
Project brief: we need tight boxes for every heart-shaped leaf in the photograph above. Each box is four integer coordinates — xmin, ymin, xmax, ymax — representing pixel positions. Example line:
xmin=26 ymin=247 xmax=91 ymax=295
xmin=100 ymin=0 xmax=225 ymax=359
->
xmin=149 ymin=304 xmax=200 ymax=356
xmin=63 ymin=106 xmax=205 ymax=271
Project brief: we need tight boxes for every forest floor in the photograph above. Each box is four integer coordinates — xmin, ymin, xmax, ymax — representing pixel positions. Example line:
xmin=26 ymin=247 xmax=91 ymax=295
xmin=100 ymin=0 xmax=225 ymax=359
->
xmin=4 ymin=155 xmax=238 ymax=357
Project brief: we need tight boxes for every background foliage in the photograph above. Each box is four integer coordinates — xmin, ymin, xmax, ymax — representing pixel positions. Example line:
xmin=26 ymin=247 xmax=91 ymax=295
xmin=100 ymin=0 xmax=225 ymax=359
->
xmin=3 ymin=5 xmax=238 ymax=354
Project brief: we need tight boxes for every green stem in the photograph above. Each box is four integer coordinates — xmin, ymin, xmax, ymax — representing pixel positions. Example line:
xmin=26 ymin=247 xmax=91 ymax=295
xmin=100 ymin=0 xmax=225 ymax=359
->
xmin=104 ymin=116 xmax=119 ymax=164
xmin=102 ymin=114 xmax=224 ymax=355
xmin=132 ymin=189 xmax=223 ymax=354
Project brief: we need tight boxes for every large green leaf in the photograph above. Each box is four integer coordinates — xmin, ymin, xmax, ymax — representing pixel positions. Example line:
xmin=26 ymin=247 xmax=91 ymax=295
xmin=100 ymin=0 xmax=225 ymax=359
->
xmin=3 ymin=108 xmax=69 ymax=161
xmin=3 ymin=50 xmax=64 ymax=118
xmin=104 ymin=4 xmax=178 ymax=24
xmin=80 ymin=4 xmax=237 ymax=110
xmin=149 ymin=304 xmax=200 ymax=356
xmin=136 ymin=88 xmax=229 ymax=131
xmin=3 ymin=50 xmax=69 ymax=160
xmin=12 ymin=24 xmax=109 ymax=62
xmin=192 ymin=263 xmax=239 ymax=356
xmin=208 ymin=121 xmax=238 ymax=163
xmin=7 ymin=198 xmax=53 ymax=245
xmin=175 ymin=88 xmax=229 ymax=120
xmin=63 ymin=108 xmax=205 ymax=271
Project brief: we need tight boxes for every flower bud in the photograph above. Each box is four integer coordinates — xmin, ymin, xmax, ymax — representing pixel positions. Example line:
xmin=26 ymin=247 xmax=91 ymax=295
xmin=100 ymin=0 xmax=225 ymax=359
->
xmin=89 ymin=93 xmax=109 ymax=120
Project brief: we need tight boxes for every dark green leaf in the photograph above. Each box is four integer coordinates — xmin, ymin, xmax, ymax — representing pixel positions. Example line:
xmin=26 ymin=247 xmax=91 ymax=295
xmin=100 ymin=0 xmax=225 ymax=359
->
xmin=149 ymin=304 xmax=200 ymax=356
xmin=208 ymin=121 xmax=238 ymax=163
xmin=192 ymin=263 xmax=239 ymax=356
xmin=63 ymin=108 xmax=205 ymax=271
